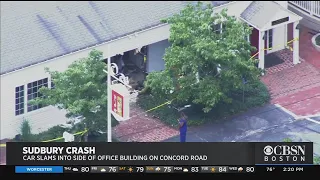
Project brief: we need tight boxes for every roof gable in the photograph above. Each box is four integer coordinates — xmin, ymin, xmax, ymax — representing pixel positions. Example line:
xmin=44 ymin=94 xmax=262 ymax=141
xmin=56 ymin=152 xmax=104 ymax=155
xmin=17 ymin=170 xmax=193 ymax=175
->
xmin=240 ymin=1 xmax=302 ymax=31
xmin=240 ymin=1 xmax=281 ymax=30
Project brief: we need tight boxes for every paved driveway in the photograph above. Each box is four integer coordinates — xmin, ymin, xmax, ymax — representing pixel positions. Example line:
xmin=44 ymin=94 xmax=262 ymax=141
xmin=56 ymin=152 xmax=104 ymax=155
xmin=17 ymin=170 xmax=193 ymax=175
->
xmin=164 ymin=104 xmax=320 ymax=156
xmin=311 ymin=116 xmax=320 ymax=121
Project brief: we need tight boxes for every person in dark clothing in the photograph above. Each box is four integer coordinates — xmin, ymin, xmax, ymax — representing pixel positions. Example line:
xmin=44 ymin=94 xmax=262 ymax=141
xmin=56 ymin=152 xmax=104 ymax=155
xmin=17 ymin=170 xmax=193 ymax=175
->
xmin=178 ymin=112 xmax=188 ymax=142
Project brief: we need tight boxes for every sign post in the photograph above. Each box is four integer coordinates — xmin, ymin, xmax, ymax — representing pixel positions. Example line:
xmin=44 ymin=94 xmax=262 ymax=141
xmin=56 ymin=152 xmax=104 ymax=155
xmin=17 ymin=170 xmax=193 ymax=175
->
xmin=107 ymin=46 xmax=112 ymax=142
xmin=105 ymin=46 xmax=131 ymax=142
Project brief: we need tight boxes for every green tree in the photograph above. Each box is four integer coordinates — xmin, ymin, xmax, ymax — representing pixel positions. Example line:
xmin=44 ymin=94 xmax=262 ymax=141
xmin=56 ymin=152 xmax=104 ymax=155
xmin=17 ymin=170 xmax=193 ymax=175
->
xmin=145 ymin=2 xmax=261 ymax=112
xmin=31 ymin=50 xmax=118 ymax=134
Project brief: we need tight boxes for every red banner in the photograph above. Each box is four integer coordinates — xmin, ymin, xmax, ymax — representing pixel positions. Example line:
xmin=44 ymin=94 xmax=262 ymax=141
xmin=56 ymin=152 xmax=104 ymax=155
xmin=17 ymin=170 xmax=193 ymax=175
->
xmin=111 ymin=90 xmax=124 ymax=117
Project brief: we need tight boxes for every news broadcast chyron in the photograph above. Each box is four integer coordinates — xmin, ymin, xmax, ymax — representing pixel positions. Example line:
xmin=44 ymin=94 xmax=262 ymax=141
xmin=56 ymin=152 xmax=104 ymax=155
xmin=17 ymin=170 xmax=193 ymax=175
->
xmin=22 ymin=146 xmax=207 ymax=161
xmin=6 ymin=142 xmax=313 ymax=166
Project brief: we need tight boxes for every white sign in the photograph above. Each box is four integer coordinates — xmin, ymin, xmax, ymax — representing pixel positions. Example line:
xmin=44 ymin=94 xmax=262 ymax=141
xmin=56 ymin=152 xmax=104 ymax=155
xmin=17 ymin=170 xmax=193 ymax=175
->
xmin=110 ymin=83 xmax=130 ymax=121
xmin=63 ymin=132 xmax=75 ymax=142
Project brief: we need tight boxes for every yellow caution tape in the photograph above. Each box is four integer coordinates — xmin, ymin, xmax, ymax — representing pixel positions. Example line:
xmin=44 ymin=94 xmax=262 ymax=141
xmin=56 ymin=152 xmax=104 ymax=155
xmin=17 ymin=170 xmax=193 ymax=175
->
xmin=0 ymin=38 xmax=300 ymax=148
xmin=250 ymin=38 xmax=299 ymax=60
xmin=0 ymin=128 xmax=88 ymax=147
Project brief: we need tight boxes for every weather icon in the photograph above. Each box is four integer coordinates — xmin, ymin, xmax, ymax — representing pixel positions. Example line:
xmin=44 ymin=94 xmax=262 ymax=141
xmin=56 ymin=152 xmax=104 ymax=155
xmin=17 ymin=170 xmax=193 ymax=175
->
xmin=183 ymin=168 xmax=189 ymax=172
xmin=100 ymin=168 xmax=106 ymax=172
xmin=155 ymin=167 xmax=161 ymax=171
xmin=238 ymin=167 xmax=243 ymax=172
xmin=72 ymin=168 xmax=78 ymax=172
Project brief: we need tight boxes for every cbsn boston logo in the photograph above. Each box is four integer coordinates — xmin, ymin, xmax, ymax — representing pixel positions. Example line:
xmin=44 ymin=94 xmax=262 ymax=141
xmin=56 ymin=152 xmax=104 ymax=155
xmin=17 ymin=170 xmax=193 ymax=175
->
xmin=263 ymin=145 xmax=306 ymax=162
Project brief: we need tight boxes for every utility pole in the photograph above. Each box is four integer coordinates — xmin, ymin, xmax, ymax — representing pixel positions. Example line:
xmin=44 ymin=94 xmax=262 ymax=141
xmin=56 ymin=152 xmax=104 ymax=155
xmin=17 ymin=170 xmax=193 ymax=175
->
xmin=107 ymin=45 xmax=112 ymax=142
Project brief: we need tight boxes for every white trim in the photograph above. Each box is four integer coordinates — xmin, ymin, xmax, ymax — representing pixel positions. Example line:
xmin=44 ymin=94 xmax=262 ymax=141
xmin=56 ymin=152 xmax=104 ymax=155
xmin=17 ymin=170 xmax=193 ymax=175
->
xmin=293 ymin=21 xmax=300 ymax=64
xmin=261 ymin=16 xmax=303 ymax=32
xmin=239 ymin=16 xmax=261 ymax=31
xmin=296 ymin=114 xmax=320 ymax=120
xmin=260 ymin=4 xmax=303 ymax=31
xmin=301 ymin=114 xmax=320 ymax=118
xmin=274 ymin=104 xmax=299 ymax=119
xmin=1 ymin=23 xmax=169 ymax=77
xmin=306 ymin=118 xmax=320 ymax=125
xmin=258 ymin=30 xmax=265 ymax=69
xmin=284 ymin=23 xmax=288 ymax=45
xmin=239 ymin=3 xmax=303 ymax=32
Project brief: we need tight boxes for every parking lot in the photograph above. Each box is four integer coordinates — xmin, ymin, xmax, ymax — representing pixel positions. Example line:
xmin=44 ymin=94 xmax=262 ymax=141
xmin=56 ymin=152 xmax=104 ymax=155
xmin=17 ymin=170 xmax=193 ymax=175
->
xmin=165 ymin=104 xmax=320 ymax=156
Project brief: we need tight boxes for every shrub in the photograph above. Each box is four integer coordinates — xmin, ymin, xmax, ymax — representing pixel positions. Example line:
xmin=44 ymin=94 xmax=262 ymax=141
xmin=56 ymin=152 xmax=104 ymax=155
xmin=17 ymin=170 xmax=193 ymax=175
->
xmin=33 ymin=125 xmax=67 ymax=142
xmin=314 ymin=155 xmax=320 ymax=165
xmin=283 ymin=138 xmax=292 ymax=142
xmin=87 ymin=131 xmax=119 ymax=142
xmin=137 ymin=80 xmax=270 ymax=126
xmin=17 ymin=118 xmax=118 ymax=142
xmin=137 ymin=94 xmax=180 ymax=126
xmin=316 ymin=35 xmax=320 ymax=46
xmin=210 ymin=80 xmax=270 ymax=117
xmin=20 ymin=118 xmax=33 ymax=141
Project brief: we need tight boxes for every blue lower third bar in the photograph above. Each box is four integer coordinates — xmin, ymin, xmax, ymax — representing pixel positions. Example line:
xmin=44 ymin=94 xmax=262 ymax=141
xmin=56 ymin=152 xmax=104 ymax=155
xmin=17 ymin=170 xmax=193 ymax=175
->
xmin=15 ymin=166 xmax=63 ymax=173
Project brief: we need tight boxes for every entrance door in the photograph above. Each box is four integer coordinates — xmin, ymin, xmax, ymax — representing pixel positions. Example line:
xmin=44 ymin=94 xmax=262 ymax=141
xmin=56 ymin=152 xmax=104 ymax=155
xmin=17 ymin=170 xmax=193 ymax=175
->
xmin=265 ymin=29 xmax=275 ymax=54
xmin=266 ymin=26 xmax=287 ymax=54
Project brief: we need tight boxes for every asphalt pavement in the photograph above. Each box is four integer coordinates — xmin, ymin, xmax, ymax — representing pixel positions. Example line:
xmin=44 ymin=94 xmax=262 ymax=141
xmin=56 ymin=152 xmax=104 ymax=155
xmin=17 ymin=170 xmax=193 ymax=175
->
xmin=164 ymin=104 xmax=320 ymax=156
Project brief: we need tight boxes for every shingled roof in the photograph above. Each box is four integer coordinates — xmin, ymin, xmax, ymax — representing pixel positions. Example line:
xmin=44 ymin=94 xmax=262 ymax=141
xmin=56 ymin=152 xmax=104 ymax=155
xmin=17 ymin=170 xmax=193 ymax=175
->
xmin=1 ymin=1 xmax=234 ymax=75
xmin=0 ymin=1 xmax=187 ymax=75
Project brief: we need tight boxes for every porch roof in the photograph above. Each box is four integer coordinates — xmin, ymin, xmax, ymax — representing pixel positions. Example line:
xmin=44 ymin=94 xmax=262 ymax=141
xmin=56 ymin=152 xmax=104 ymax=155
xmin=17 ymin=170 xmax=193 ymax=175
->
xmin=239 ymin=1 xmax=303 ymax=31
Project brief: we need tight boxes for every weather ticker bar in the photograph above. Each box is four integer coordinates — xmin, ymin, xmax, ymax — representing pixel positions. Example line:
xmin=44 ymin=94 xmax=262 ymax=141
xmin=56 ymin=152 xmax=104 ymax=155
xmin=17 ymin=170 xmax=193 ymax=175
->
xmin=11 ymin=165 xmax=318 ymax=174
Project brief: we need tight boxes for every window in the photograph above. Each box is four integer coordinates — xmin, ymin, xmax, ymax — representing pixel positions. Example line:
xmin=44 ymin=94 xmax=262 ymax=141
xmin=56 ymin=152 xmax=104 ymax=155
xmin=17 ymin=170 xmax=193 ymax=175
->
xmin=268 ymin=29 xmax=273 ymax=48
xmin=222 ymin=23 xmax=226 ymax=32
xmin=27 ymin=78 xmax=48 ymax=112
xmin=51 ymin=81 xmax=55 ymax=89
xmin=15 ymin=85 xmax=24 ymax=116
xmin=244 ymin=26 xmax=250 ymax=42
xmin=213 ymin=23 xmax=226 ymax=34
xmin=271 ymin=17 xmax=289 ymax=26
xmin=245 ymin=34 xmax=250 ymax=42
xmin=213 ymin=23 xmax=222 ymax=34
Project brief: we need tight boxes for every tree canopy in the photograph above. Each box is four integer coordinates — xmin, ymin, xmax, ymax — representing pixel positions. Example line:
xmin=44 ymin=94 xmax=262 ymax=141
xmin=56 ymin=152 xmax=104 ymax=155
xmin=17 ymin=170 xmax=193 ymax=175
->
xmin=31 ymin=50 xmax=117 ymax=133
xmin=144 ymin=2 xmax=261 ymax=112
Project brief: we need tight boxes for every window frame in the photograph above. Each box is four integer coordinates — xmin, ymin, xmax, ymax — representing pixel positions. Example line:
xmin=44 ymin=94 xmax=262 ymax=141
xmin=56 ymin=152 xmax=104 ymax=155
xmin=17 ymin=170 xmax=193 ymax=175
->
xmin=51 ymin=80 xmax=55 ymax=89
xmin=213 ymin=23 xmax=223 ymax=34
xmin=245 ymin=34 xmax=250 ymax=42
xmin=27 ymin=78 xmax=48 ymax=112
xmin=15 ymin=85 xmax=25 ymax=116
xmin=268 ymin=29 xmax=273 ymax=48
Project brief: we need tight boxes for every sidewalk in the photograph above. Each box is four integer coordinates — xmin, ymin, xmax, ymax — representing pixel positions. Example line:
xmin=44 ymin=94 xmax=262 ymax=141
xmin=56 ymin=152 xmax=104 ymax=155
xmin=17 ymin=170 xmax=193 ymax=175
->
xmin=272 ymin=86 xmax=320 ymax=116
xmin=261 ymin=25 xmax=320 ymax=116
xmin=112 ymin=105 xmax=179 ymax=142
xmin=299 ymin=26 xmax=320 ymax=69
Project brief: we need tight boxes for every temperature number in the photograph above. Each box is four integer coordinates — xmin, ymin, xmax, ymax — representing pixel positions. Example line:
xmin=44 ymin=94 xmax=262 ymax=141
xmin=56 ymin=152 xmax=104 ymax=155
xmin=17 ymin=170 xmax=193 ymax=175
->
xmin=136 ymin=167 xmax=144 ymax=173
xmin=108 ymin=167 xmax=117 ymax=172
xmin=191 ymin=167 xmax=199 ymax=172
xmin=81 ymin=167 xmax=90 ymax=172
xmin=246 ymin=167 xmax=255 ymax=173
xmin=164 ymin=167 xmax=172 ymax=172
xmin=218 ymin=167 xmax=227 ymax=172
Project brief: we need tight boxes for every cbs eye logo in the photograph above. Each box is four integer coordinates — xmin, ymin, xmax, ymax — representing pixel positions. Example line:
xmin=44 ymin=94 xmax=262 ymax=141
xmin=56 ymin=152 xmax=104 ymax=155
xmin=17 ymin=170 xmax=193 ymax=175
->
xmin=263 ymin=145 xmax=273 ymax=155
